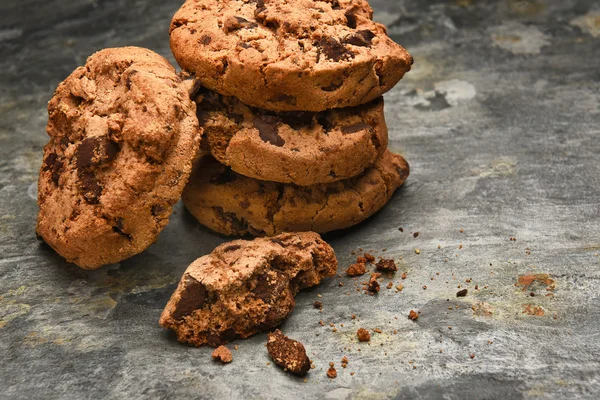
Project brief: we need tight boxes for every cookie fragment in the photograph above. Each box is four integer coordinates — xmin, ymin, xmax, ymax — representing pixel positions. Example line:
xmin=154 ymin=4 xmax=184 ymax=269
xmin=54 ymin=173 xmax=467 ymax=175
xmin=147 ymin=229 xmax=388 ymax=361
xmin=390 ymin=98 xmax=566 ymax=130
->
xmin=159 ymin=232 xmax=337 ymax=347
xmin=368 ymin=273 xmax=381 ymax=293
xmin=266 ymin=329 xmax=311 ymax=376
xmin=346 ymin=262 xmax=367 ymax=276
xmin=212 ymin=346 xmax=233 ymax=363
xmin=375 ymin=258 xmax=397 ymax=272
xmin=357 ymin=328 xmax=371 ymax=342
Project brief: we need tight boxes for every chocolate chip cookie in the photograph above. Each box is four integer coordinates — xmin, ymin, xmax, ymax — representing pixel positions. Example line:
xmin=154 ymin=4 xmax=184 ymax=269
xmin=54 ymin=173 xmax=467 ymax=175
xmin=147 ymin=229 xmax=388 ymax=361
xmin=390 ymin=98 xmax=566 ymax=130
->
xmin=182 ymin=150 xmax=409 ymax=236
xmin=36 ymin=47 xmax=201 ymax=269
xmin=194 ymin=86 xmax=387 ymax=185
xmin=170 ymin=0 xmax=413 ymax=111
xmin=159 ymin=232 xmax=337 ymax=347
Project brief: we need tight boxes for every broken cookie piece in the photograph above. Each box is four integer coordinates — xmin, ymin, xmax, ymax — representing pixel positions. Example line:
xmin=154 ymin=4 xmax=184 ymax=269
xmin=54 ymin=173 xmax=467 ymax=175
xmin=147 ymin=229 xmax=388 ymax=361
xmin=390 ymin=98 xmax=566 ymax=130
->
xmin=212 ymin=345 xmax=232 ymax=363
xmin=159 ymin=232 xmax=338 ymax=347
xmin=266 ymin=329 xmax=311 ymax=376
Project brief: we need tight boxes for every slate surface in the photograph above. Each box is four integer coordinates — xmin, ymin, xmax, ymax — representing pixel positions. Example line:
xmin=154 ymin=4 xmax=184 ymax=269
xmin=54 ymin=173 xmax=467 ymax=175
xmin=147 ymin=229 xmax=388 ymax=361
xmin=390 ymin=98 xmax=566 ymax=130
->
xmin=1 ymin=1 xmax=599 ymax=399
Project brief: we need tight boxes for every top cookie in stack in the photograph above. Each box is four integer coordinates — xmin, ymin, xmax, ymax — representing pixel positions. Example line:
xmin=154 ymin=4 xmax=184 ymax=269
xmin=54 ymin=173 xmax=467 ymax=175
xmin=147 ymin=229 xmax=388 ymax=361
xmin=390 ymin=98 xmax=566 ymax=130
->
xmin=173 ymin=0 xmax=413 ymax=236
xmin=170 ymin=0 xmax=413 ymax=112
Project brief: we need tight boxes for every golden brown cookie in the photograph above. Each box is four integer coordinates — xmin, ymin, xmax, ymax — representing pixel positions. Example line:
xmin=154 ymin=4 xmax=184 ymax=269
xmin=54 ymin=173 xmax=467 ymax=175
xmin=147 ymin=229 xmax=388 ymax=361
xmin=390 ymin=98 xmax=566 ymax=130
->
xmin=194 ymin=86 xmax=387 ymax=185
xmin=182 ymin=150 xmax=409 ymax=236
xmin=159 ymin=232 xmax=338 ymax=347
xmin=36 ymin=47 xmax=201 ymax=269
xmin=170 ymin=0 xmax=413 ymax=111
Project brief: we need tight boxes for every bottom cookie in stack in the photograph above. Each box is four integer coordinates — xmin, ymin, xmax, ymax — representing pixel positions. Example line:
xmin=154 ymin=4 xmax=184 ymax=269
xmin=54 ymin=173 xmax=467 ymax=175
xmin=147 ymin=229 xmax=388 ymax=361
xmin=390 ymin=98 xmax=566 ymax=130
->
xmin=182 ymin=150 xmax=409 ymax=236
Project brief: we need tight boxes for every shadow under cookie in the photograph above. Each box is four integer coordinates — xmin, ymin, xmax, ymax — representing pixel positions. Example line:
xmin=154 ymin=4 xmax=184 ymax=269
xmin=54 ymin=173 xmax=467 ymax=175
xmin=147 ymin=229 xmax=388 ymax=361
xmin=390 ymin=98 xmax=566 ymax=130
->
xmin=182 ymin=150 xmax=409 ymax=237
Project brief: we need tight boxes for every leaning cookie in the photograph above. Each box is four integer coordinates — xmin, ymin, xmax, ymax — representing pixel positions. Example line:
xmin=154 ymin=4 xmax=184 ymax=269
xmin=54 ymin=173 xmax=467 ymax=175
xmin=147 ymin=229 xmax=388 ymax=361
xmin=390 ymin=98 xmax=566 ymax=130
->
xmin=170 ymin=0 xmax=412 ymax=112
xmin=159 ymin=232 xmax=338 ymax=347
xmin=194 ymin=86 xmax=388 ymax=185
xmin=36 ymin=47 xmax=201 ymax=269
xmin=182 ymin=150 xmax=409 ymax=236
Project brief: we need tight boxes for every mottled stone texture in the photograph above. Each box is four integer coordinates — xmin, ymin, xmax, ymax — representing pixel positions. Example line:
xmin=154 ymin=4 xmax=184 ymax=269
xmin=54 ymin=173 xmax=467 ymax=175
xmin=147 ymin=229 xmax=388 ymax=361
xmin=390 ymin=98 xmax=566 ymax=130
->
xmin=1 ymin=0 xmax=599 ymax=399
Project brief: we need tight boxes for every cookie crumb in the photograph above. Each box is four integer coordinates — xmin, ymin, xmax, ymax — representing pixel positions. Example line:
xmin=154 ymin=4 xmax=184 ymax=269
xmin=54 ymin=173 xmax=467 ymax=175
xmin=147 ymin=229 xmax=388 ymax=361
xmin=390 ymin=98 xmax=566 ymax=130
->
xmin=376 ymin=258 xmax=397 ymax=272
xmin=399 ymin=227 xmax=404 ymax=232
xmin=327 ymin=363 xmax=337 ymax=379
xmin=341 ymin=356 xmax=349 ymax=368
xmin=368 ymin=273 xmax=381 ymax=293
xmin=212 ymin=346 xmax=232 ymax=363
xmin=401 ymin=272 xmax=407 ymax=280
xmin=234 ymin=345 xmax=239 ymax=351
xmin=314 ymin=301 xmax=323 ymax=310
xmin=356 ymin=256 xmax=367 ymax=264
xmin=396 ymin=284 xmax=404 ymax=292
xmin=415 ymin=249 xmax=421 ymax=254
xmin=266 ymin=330 xmax=310 ymax=376
xmin=408 ymin=310 xmax=419 ymax=320
xmin=456 ymin=289 xmax=468 ymax=297
xmin=413 ymin=232 xmax=419 ymax=238
xmin=364 ymin=253 xmax=375 ymax=263
xmin=346 ymin=262 xmax=367 ymax=276
xmin=386 ymin=282 xmax=393 ymax=289
xmin=470 ymin=353 xmax=475 ymax=359
xmin=357 ymin=328 xmax=371 ymax=342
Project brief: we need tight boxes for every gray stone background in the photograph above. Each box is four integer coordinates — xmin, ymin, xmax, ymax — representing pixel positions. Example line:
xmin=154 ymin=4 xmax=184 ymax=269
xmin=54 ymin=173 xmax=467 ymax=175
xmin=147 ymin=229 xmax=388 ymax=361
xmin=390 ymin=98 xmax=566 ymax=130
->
xmin=1 ymin=0 xmax=599 ymax=399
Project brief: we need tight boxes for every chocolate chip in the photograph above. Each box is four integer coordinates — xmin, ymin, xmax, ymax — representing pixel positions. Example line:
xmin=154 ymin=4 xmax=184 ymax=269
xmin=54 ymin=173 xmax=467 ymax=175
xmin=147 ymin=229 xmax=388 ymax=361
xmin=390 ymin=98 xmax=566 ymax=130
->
xmin=173 ymin=275 xmax=209 ymax=319
xmin=43 ymin=153 xmax=64 ymax=185
xmin=76 ymin=136 xmax=119 ymax=170
xmin=224 ymin=16 xmax=258 ymax=33
xmin=341 ymin=121 xmax=371 ymax=134
xmin=344 ymin=30 xmax=376 ymax=47
xmin=316 ymin=37 xmax=355 ymax=62
xmin=200 ymin=35 xmax=212 ymax=45
xmin=223 ymin=244 xmax=242 ymax=252
xmin=254 ymin=271 xmax=287 ymax=303
xmin=345 ymin=11 xmax=358 ymax=29
xmin=254 ymin=116 xmax=285 ymax=146
xmin=78 ymin=172 xmax=102 ymax=204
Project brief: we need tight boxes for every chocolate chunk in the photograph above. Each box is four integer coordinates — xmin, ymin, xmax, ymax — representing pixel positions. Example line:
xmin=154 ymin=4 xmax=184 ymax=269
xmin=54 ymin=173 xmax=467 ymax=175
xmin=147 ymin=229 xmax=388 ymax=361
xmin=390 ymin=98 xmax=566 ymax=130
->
xmin=278 ymin=111 xmax=314 ymax=129
xmin=76 ymin=136 xmax=119 ymax=169
xmin=254 ymin=116 xmax=285 ymax=146
xmin=344 ymin=30 xmax=376 ymax=47
xmin=200 ymin=35 xmax=212 ymax=45
xmin=316 ymin=37 xmax=355 ymax=62
xmin=253 ymin=271 xmax=287 ymax=303
xmin=345 ymin=11 xmax=358 ymax=29
xmin=79 ymin=171 xmax=102 ymax=204
xmin=341 ymin=121 xmax=371 ymax=134
xmin=267 ymin=329 xmax=311 ymax=376
xmin=43 ymin=153 xmax=64 ymax=185
xmin=375 ymin=259 xmax=397 ymax=272
xmin=224 ymin=16 xmax=258 ymax=33
xmin=223 ymin=244 xmax=242 ymax=252
xmin=173 ymin=275 xmax=209 ymax=319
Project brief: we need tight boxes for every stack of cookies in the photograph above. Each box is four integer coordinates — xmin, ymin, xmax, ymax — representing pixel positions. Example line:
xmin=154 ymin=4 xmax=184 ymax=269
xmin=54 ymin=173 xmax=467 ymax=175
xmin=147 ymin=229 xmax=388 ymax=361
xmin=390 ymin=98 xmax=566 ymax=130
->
xmin=173 ymin=0 xmax=413 ymax=236
xmin=36 ymin=0 xmax=414 ymax=269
